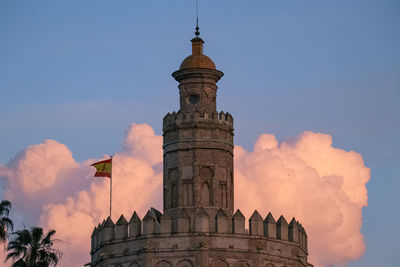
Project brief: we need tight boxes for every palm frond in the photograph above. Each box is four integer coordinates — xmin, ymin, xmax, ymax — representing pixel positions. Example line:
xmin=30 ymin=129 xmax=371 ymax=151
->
xmin=11 ymin=259 xmax=27 ymax=267
xmin=0 ymin=200 xmax=11 ymax=217
xmin=31 ymin=227 xmax=44 ymax=245
xmin=6 ymin=227 xmax=63 ymax=267
xmin=0 ymin=200 xmax=13 ymax=243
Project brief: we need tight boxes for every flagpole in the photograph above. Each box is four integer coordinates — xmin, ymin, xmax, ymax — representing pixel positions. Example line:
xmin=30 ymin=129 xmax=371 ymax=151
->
xmin=90 ymin=157 xmax=113 ymax=219
xmin=110 ymin=156 xmax=112 ymax=219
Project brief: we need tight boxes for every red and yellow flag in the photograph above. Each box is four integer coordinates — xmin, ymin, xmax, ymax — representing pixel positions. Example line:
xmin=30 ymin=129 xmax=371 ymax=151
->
xmin=91 ymin=159 xmax=112 ymax=178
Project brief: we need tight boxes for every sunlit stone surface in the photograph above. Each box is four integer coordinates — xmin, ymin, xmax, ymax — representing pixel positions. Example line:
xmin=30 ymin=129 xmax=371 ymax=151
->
xmin=90 ymin=35 xmax=310 ymax=267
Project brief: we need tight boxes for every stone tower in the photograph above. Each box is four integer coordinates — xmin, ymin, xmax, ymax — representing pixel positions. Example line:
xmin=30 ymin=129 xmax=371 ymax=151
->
xmin=90 ymin=34 xmax=310 ymax=267
xmin=163 ymin=36 xmax=234 ymax=225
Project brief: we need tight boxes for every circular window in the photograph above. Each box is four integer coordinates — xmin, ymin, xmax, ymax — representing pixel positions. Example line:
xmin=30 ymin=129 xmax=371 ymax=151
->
xmin=188 ymin=94 xmax=200 ymax=104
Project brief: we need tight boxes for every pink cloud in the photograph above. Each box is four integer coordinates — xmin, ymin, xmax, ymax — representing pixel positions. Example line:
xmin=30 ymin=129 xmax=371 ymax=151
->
xmin=235 ymin=132 xmax=370 ymax=266
xmin=4 ymin=139 xmax=79 ymax=194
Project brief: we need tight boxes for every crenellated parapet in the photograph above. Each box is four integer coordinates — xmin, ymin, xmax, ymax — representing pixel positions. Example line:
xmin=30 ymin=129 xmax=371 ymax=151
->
xmin=91 ymin=207 xmax=308 ymax=266
xmin=163 ymin=110 xmax=233 ymax=134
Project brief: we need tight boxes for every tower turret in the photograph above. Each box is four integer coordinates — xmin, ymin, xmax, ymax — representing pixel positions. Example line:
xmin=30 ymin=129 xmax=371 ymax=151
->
xmin=163 ymin=36 xmax=234 ymax=220
xmin=174 ymin=37 xmax=223 ymax=113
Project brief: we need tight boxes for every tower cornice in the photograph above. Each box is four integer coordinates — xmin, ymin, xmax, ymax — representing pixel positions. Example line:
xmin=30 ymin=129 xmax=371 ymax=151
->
xmin=172 ymin=68 xmax=224 ymax=84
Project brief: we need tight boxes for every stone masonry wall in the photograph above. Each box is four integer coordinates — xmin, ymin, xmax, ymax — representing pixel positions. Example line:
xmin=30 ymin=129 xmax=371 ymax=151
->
xmin=91 ymin=208 xmax=308 ymax=267
xmin=163 ymin=111 xmax=234 ymax=215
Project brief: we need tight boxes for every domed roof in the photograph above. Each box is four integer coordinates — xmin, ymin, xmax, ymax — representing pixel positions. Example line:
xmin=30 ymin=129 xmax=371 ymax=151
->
xmin=180 ymin=54 xmax=216 ymax=70
xmin=179 ymin=37 xmax=216 ymax=70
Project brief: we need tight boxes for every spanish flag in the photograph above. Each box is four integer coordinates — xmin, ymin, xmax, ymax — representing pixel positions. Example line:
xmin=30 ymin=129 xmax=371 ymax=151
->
xmin=91 ymin=158 xmax=112 ymax=178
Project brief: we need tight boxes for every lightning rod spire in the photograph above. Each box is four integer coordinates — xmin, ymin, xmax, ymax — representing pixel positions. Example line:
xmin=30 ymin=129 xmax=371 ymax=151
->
xmin=195 ymin=0 xmax=200 ymax=36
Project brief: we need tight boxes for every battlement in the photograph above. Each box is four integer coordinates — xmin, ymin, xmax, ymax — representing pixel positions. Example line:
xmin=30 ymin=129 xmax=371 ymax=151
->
xmin=163 ymin=110 xmax=233 ymax=131
xmin=91 ymin=207 xmax=308 ymax=254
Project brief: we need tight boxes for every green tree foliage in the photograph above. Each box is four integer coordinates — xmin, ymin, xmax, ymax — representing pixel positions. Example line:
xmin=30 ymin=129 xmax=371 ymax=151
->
xmin=0 ymin=200 xmax=13 ymax=242
xmin=5 ymin=227 xmax=63 ymax=267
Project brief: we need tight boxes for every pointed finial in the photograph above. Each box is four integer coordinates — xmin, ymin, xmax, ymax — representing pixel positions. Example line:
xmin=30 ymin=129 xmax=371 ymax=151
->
xmin=195 ymin=0 xmax=200 ymax=36
xmin=195 ymin=17 xmax=200 ymax=36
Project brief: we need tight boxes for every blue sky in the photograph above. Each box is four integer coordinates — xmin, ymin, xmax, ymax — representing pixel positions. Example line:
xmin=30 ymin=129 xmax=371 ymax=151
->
xmin=0 ymin=1 xmax=399 ymax=266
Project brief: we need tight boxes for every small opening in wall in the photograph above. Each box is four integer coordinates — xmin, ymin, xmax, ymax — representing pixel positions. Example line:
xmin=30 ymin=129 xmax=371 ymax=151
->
xmin=188 ymin=94 xmax=200 ymax=104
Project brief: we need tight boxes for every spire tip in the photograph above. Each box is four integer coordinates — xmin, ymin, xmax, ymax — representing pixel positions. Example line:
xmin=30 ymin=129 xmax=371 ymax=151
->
xmin=195 ymin=0 xmax=200 ymax=36
xmin=195 ymin=17 xmax=200 ymax=36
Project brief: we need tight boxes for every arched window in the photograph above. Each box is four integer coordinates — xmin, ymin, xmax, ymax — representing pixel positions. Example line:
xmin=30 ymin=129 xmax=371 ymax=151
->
xmin=219 ymin=183 xmax=227 ymax=208
xmin=233 ymin=261 xmax=250 ymax=267
xmin=199 ymin=167 xmax=213 ymax=206
xmin=155 ymin=260 xmax=173 ymax=267
xmin=209 ymin=259 xmax=228 ymax=267
xmin=176 ymin=259 xmax=194 ymax=267
xmin=183 ymin=183 xmax=193 ymax=206
xmin=200 ymin=167 xmax=213 ymax=180
xmin=201 ymin=182 xmax=210 ymax=206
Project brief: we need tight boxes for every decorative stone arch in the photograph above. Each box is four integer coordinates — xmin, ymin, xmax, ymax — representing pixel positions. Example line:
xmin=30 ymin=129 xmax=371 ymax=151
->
xmin=182 ymin=182 xmax=193 ymax=206
xmin=167 ymin=169 xmax=178 ymax=209
xmin=200 ymin=181 xmax=211 ymax=206
xmin=155 ymin=260 xmax=173 ymax=267
xmin=169 ymin=169 xmax=178 ymax=181
xmin=176 ymin=259 xmax=194 ymax=267
xmin=200 ymin=166 xmax=213 ymax=206
xmin=200 ymin=167 xmax=213 ymax=180
xmin=209 ymin=259 xmax=229 ymax=267
xmin=233 ymin=261 xmax=250 ymax=267
xmin=219 ymin=181 xmax=227 ymax=208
